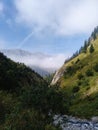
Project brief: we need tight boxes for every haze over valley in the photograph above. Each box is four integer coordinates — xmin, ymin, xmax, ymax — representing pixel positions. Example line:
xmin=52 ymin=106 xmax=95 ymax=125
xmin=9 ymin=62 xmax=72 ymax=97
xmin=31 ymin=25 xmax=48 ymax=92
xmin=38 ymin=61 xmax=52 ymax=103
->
xmin=0 ymin=49 xmax=67 ymax=76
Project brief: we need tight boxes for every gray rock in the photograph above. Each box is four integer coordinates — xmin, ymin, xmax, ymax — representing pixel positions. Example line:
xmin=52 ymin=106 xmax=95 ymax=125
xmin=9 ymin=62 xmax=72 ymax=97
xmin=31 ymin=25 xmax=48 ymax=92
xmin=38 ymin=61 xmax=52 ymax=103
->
xmin=51 ymin=67 xmax=66 ymax=85
xmin=92 ymin=117 xmax=98 ymax=123
xmin=53 ymin=115 xmax=98 ymax=130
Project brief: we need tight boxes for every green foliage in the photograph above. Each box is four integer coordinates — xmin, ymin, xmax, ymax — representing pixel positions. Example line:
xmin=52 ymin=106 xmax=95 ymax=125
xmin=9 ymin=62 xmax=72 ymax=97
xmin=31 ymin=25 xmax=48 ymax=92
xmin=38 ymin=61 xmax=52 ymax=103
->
xmin=85 ymin=69 xmax=94 ymax=76
xmin=0 ymin=101 xmax=5 ymax=124
xmin=89 ymin=44 xmax=95 ymax=53
xmin=77 ymin=73 xmax=84 ymax=80
xmin=91 ymin=26 xmax=98 ymax=40
xmin=93 ymin=63 xmax=98 ymax=72
xmin=0 ymin=85 xmax=66 ymax=129
xmin=80 ymin=41 xmax=88 ymax=53
xmin=72 ymin=86 xmax=80 ymax=93
xmin=82 ymin=79 xmax=89 ymax=87
xmin=0 ymin=52 xmax=45 ymax=92
xmin=79 ymin=40 xmax=90 ymax=54
xmin=66 ymin=65 xmax=77 ymax=76
xmin=45 ymin=124 xmax=61 ymax=130
xmin=75 ymin=58 xmax=80 ymax=64
xmin=55 ymin=26 xmax=98 ymax=118
xmin=77 ymin=79 xmax=89 ymax=87
xmin=0 ymin=52 xmax=66 ymax=129
xmin=44 ymin=74 xmax=54 ymax=84
xmin=64 ymin=26 xmax=97 ymax=64
xmin=83 ymin=41 xmax=88 ymax=53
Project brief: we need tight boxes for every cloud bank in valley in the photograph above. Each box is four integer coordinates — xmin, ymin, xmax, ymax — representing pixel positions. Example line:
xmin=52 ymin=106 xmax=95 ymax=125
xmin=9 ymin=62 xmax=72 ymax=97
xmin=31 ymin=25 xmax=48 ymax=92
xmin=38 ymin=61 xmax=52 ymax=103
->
xmin=1 ymin=49 xmax=68 ymax=73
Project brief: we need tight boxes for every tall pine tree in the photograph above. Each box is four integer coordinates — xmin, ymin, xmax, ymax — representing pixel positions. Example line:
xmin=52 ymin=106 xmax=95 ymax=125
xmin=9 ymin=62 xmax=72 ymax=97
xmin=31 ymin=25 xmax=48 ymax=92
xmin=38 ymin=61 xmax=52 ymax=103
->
xmin=89 ymin=44 xmax=94 ymax=53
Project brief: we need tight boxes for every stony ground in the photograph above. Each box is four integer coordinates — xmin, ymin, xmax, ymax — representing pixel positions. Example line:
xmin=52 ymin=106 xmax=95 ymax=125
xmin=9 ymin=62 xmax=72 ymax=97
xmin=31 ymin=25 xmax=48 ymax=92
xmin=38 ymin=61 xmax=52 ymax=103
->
xmin=53 ymin=115 xmax=98 ymax=130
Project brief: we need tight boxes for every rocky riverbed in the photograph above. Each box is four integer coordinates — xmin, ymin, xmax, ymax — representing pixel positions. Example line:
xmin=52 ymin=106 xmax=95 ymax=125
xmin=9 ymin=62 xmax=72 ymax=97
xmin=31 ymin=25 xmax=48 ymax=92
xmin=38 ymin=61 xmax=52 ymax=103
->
xmin=53 ymin=115 xmax=98 ymax=130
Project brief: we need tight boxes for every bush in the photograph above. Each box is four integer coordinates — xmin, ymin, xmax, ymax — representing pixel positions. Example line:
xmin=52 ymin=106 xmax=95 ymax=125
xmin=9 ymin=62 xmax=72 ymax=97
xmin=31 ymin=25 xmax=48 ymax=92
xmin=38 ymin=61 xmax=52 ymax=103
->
xmin=72 ymin=86 xmax=80 ymax=93
xmin=66 ymin=65 xmax=78 ymax=76
xmin=77 ymin=73 xmax=84 ymax=80
xmin=82 ymin=79 xmax=89 ymax=87
xmin=85 ymin=69 xmax=94 ymax=76
xmin=77 ymin=80 xmax=82 ymax=86
xmin=0 ymin=101 xmax=5 ymax=124
xmin=93 ymin=63 xmax=98 ymax=72
xmin=77 ymin=79 xmax=89 ymax=87
xmin=75 ymin=58 xmax=80 ymax=64
xmin=89 ymin=44 xmax=94 ymax=53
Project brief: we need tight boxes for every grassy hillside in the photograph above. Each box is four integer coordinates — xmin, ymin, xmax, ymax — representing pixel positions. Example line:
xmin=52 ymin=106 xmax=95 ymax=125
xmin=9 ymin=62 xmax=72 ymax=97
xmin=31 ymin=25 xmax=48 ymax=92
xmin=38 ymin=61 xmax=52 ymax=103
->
xmin=55 ymin=27 xmax=98 ymax=118
xmin=0 ymin=52 xmax=65 ymax=130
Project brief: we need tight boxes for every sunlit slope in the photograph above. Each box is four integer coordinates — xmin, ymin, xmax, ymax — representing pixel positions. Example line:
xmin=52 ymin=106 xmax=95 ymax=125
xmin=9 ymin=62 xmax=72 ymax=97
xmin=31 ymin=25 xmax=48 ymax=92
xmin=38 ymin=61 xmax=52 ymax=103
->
xmin=52 ymin=27 xmax=98 ymax=117
xmin=59 ymin=37 xmax=98 ymax=117
xmin=60 ymin=37 xmax=98 ymax=87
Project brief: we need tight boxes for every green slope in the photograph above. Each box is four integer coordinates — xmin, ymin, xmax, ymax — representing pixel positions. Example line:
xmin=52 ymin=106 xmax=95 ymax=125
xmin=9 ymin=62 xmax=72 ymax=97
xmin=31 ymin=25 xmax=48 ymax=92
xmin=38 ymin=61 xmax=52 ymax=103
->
xmin=0 ymin=52 xmax=46 ymax=92
xmin=0 ymin=52 xmax=64 ymax=130
xmin=55 ymin=27 xmax=98 ymax=118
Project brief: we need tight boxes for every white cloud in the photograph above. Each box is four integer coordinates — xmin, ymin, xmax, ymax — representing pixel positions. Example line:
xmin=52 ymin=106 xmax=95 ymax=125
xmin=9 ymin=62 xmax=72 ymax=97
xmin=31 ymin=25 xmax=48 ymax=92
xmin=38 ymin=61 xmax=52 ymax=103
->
xmin=1 ymin=49 xmax=68 ymax=71
xmin=15 ymin=0 xmax=98 ymax=36
xmin=23 ymin=54 xmax=67 ymax=71
xmin=28 ymin=53 xmax=67 ymax=70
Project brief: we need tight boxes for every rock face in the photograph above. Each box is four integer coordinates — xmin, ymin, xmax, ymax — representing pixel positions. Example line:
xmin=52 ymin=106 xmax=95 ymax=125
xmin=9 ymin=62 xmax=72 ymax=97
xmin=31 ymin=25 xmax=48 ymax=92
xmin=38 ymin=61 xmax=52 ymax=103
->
xmin=51 ymin=66 xmax=65 ymax=85
xmin=53 ymin=115 xmax=98 ymax=130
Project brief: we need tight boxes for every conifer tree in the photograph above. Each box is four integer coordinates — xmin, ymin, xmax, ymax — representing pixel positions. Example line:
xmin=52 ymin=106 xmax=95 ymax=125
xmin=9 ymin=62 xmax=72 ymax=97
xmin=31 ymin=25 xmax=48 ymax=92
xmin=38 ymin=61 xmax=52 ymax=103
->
xmin=83 ymin=41 xmax=88 ymax=53
xmin=89 ymin=44 xmax=94 ymax=53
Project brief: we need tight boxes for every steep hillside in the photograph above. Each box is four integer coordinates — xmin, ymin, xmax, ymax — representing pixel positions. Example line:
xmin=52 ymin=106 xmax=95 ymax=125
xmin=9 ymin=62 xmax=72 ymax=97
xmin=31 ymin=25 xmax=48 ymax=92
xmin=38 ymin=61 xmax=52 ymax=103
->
xmin=0 ymin=52 xmax=46 ymax=91
xmin=0 ymin=52 xmax=64 ymax=130
xmin=52 ymin=26 xmax=98 ymax=118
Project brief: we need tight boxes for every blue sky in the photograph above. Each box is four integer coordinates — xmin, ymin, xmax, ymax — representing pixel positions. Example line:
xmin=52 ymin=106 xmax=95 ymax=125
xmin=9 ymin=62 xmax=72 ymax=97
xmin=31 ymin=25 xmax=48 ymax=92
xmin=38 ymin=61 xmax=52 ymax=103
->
xmin=0 ymin=0 xmax=98 ymax=57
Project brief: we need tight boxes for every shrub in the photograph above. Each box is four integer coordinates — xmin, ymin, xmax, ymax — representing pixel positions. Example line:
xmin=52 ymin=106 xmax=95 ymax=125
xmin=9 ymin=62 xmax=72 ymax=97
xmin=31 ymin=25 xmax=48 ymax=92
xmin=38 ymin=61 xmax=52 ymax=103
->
xmin=85 ymin=69 xmax=94 ymax=76
xmin=82 ymin=79 xmax=89 ymax=87
xmin=66 ymin=65 xmax=78 ymax=76
xmin=86 ymin=86 xmax=90 ymax=90
xmin=93 ymin=63 xmax=98 ymax=72
xmin=0 ymin=101 xmax=5 ymax=124
xmin=77 ymin=80 xmax=82 ymax=86
xmin=89 ymin=44 xmax=94 ymax=53
xmin=77 ymin=79 xmax=89 ymax=87
xmin=77 ymin=73 xmax=84 ymax=80
xmin=75 ymin=58 xmax=80 ymax=64
xmin=72 ymin=86 xmax=80 ymax=93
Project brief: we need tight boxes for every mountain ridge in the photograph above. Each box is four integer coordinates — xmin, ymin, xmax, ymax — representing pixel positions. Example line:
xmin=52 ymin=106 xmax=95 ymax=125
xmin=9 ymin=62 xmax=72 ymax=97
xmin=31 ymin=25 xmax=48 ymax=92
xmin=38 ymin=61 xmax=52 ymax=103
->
xmin=0 ymin=52 xmax=46 ymax=91
xmin=0 ymin=49 xmax=55 ymax=76
xmin=51 ymin=26 xmax=98 ymax=85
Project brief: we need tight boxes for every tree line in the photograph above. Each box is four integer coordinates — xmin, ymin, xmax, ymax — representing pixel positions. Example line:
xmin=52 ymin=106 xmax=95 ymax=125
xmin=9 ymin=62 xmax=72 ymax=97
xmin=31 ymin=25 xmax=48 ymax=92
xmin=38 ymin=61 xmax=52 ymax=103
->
xmin=65 ymin=26 xmax=98 ymax=64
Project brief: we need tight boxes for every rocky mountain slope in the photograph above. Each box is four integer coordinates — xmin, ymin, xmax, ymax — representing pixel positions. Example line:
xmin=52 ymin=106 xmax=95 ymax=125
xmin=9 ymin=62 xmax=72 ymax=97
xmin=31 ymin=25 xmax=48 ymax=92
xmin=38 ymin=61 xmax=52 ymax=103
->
xmin=51 ymin=26 xmax=98 ymax=118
